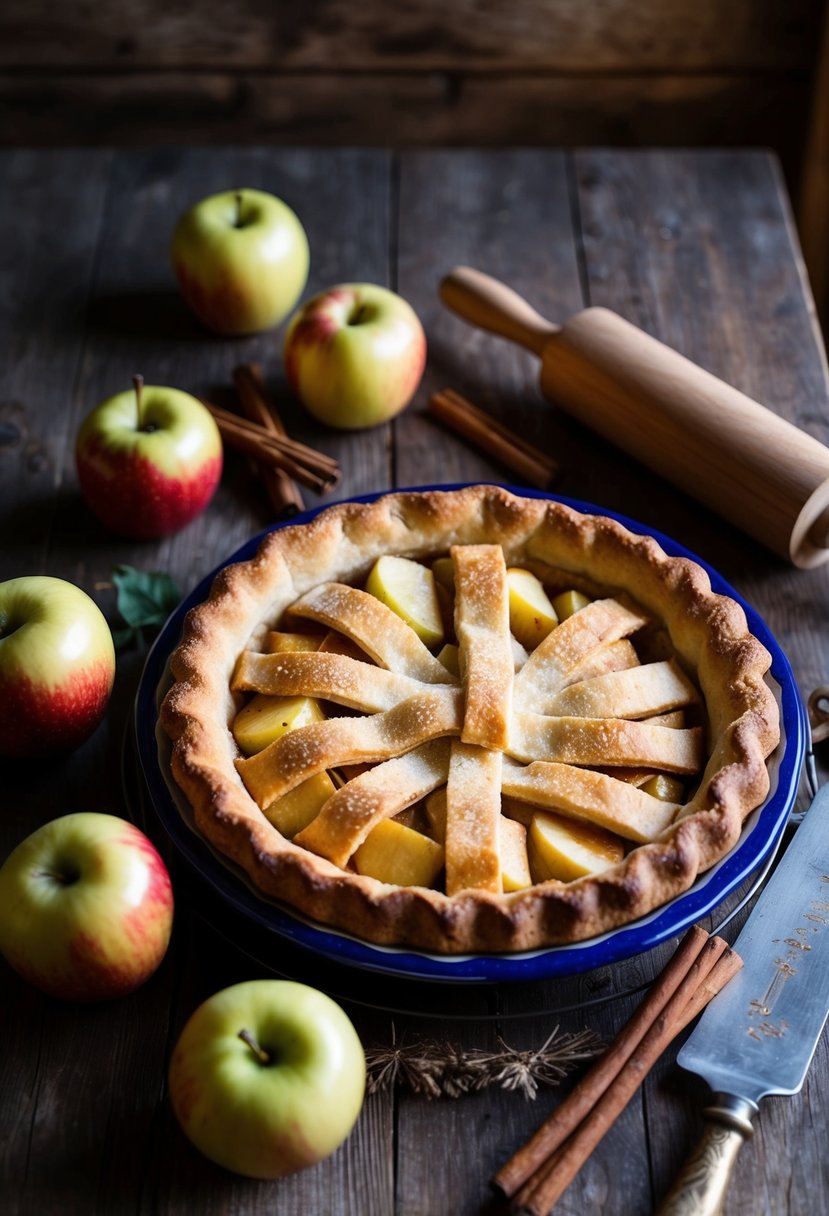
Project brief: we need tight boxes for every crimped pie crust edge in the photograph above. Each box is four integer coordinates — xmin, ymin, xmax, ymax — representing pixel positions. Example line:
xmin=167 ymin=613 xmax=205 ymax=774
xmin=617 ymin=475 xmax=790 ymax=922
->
xmin=160 ymin=485 xmax=780 ymax=953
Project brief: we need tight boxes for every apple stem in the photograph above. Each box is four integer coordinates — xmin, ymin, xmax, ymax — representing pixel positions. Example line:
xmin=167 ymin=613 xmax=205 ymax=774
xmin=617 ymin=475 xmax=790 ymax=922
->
xmin=238 ymin=1028 xmax=270 ymax=1065
xmin=235 ymin=191 xmax=244 ymax=228
xmin=133 ymin=374 xmax=145 ymax=430
xmin=348 ymin=304 xmax=369 ymax=326
xmin=36 ymin=866 xmax=80 ymax=885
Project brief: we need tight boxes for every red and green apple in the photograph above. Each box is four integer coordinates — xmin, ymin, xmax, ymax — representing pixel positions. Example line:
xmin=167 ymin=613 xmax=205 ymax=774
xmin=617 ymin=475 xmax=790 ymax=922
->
xmin=0 ymin=575 xmax=115 ymax=758
xmin=169 ymin=979 xmax=365 ymax=1179
xmin=75 ymin=377 xmax=222 ymax=539
xmin=171 ymin=188 xmax=309 ymax=335
xmin=0 ymin=812 xmax=173 ymax=1001
xmin=283 ymin=283 xmax=427 ymax=429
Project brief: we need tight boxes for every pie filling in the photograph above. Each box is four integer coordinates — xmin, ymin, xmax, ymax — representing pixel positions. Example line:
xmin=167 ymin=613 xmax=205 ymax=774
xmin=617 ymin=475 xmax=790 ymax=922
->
xmin=161 ymin=487 xmax=780 ymax=952
xmin=230 ymin=545 xmax=705 ymax=896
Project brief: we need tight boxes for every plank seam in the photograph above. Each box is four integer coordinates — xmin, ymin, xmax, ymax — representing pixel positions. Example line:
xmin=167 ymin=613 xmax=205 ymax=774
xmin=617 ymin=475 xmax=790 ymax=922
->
xmin=0 ymin=66 xmax=816 ymax=81
xmin=565 ymin=150 xmax=591 ymax=310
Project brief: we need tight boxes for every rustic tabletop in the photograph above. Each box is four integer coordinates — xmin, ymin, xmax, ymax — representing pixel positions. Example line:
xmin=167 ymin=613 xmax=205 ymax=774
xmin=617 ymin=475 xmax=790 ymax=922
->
xmin=2 ymin=146 xmax=829 ymax=1216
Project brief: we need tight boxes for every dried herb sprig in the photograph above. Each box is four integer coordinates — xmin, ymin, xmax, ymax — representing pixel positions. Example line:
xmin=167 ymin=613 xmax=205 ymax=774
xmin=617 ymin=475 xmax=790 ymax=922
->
xmin=365 ymin=1026 xmax=603 ymax=1101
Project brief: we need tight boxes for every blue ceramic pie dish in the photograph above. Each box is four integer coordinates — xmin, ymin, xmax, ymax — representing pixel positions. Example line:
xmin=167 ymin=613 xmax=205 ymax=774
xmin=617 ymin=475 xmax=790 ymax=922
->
xmin=135 ymin=486 xmax=806 ymax=983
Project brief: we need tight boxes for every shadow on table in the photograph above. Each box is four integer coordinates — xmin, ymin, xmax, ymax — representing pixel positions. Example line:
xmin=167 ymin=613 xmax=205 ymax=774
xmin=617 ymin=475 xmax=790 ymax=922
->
xmin=85 ymin=290 xmax=208 ymax=343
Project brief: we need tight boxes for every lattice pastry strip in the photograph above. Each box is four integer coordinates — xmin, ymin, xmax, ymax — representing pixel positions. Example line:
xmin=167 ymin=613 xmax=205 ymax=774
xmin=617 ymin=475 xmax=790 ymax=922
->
xmin=233 ymin=650 xmax=431 ymax=714
xmin=542 ymin=659 xmax=699 ymax=720
xmin=500 ymin=756 xmax=678 ymax=843
xmin=290 ymin=583 xmax=453 ymax=684
xmin=445 ymin=740 xmax=502 ymax=896
xmin=514 ymin=598 xmax=650 ymax=709
xmin=235 ymin=687 xmax=463 ymax=807
xmin=566 ymin=638 xmax=641 ymax=684
xmin=508 ymin=712 xmax=703 ymax=772
xmin=452 ymin=544 xmax=513 ymax=750
xmin=294 ymin=739 xmax=450 ymax=867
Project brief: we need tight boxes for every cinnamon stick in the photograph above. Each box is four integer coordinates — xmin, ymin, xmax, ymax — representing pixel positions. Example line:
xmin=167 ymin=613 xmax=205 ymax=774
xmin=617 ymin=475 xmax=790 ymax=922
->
xmin=428 ymin=389 xmax=559 ymax=489
xmin=213 ymin=418 xmax=335 ymax=494
xmin=441 ymin=388 xmax=558 ymax=467
xmin=494 ymin=924 xmax=709 ymax=1199
xmin=511 ymin=935 xmax=732 ymax=1216
xmin=207 ymin=402 xmax=339 ymax=472
xmin=204 ymin=402 xmax=340 ymax=494
xmin=674 ymin=946 xmax=743 ymax=1034
xmin=233 ymin=363 xmax=304 ymax=517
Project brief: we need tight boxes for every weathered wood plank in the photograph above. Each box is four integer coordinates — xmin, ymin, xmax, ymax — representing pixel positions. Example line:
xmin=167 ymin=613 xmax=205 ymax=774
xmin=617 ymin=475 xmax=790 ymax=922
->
xmin=798 ymin=4 xmax=829 ymax=324
xmin=0 ymin=150 xmax=115 ymax=1214
xmin=0 ymin=149 xmax=112 ymax=584
xmin=0 ymin=74 xmax=812 ymax=184
xmin=394 ymin=148 xmax=582 ymax=490
xmin=0 ymin=0 xmax=821 ymax=71
xmin=0 ymin=154 xmax=178 ymax=1216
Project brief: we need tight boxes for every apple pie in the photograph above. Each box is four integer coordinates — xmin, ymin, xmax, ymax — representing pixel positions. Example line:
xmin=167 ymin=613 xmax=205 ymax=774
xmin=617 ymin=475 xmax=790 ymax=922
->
xmin=161 ymin=485 xmax=780 ymax=953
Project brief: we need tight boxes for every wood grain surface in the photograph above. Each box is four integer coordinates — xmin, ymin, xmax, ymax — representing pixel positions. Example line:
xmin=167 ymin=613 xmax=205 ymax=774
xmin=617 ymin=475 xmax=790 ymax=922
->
xmin=1 ymin=147 xmax=828 ymax=1215
xmin=0 ymin=0 xmax=824 ymax=178
xmin=2 ymin=1 xmax=821 ymax=70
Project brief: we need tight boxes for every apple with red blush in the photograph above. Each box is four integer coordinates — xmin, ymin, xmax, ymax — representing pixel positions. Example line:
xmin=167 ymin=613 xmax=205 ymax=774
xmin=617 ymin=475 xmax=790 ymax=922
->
xmin=284 ymin=283 xmax=426 ymax=429
xmin=171 ymin=188 xmax=309 ymax=335
xmin=75 ymin=376 xmax=222 ymax=539
xmin=0 ymin=575 xmax=115 ymax=758
xmin=0 ymin=813 xmax=173 ymax=1001
xmin=169 ymin=980 xmax=365 ymax=1178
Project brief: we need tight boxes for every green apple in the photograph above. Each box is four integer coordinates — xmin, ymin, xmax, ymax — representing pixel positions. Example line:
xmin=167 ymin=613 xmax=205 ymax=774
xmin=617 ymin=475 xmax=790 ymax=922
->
xmin=75 ymin=377 xmax=223 ymax=539
xmin=168 ymin=980 xmax=365 ymax=1179
xmin=0 ymin=575 xmax=115 ymax=757
xmin=0 ymin=812 xmax=173 ymax=1000
xmin=284 ymin=283 xmax=427 ymax=429
xmin=172 ymin=188 xmax=309 ymax=335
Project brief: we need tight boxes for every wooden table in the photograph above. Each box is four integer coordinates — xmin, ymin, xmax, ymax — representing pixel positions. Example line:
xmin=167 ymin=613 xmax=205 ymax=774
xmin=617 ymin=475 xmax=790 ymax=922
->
xmin=2 ymin=147 xmax=829 ymax=1216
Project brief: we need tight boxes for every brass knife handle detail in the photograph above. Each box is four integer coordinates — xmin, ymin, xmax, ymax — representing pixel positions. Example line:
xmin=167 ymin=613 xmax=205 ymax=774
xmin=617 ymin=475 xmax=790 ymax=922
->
xmin=657 ymin=1094 xmax=757 ymax=1216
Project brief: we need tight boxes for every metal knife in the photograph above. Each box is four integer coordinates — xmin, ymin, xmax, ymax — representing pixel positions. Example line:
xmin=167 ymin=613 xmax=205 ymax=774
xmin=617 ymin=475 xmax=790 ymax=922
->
xmin=658 ymin=780 xmax=829 ymax=1215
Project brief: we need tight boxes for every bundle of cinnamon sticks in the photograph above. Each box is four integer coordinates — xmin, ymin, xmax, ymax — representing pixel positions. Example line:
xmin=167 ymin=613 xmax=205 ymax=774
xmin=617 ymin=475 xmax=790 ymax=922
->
xmin=494 ymin=926 xmax=741 ymax=1215
xmin=205 ymin=364 xmax=340 ymax=507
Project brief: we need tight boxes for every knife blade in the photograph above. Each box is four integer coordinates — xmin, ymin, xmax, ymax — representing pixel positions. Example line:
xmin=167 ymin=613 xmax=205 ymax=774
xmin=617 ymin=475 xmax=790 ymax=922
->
xmin=658 ymin=780 xmax=829 ymax=1214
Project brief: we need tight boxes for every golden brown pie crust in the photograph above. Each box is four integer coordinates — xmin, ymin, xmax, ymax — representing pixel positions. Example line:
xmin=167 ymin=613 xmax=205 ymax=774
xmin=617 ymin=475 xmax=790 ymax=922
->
xmin=160 ymin=485 xmax=780 ymax=953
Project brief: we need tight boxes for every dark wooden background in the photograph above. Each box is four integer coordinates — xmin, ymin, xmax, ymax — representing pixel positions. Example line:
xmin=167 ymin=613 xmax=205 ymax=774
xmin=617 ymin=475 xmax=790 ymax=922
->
xmin=0 ymin=2 xmax=821 ymax=167
xmin=2 ymin=3 xmax=828 ymax=329
xmin=1 ymin=145 xmax=829 ymax=1214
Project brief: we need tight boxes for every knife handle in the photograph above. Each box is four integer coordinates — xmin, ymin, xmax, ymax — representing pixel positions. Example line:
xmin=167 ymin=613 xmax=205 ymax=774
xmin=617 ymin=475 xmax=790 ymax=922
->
xmin=657 ymin=1094 xmax=758 ymax=1216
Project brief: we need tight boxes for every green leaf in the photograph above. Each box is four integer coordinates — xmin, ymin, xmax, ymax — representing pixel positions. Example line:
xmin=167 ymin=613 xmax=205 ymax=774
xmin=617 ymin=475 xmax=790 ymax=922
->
xmin=112 ymin=565 xmax=181 ymax=649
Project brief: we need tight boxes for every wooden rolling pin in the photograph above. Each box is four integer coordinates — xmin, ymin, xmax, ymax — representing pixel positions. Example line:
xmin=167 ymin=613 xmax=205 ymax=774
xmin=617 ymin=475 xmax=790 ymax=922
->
xmin=440 ymin=266 xmax=829 ymax=568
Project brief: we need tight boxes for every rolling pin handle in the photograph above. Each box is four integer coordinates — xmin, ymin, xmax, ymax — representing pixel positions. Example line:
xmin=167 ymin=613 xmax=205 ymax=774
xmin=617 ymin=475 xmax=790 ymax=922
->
xmin=806 ymin=503 xmax=829 ymax=551
xmin=439 ymin=266 xmax=560 ymax=357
